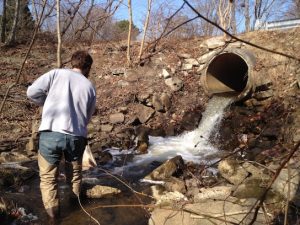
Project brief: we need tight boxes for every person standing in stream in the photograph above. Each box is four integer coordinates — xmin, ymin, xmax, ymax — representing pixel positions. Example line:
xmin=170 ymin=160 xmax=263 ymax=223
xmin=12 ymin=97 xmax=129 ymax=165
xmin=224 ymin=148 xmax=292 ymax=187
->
xmin=27 ymin=50 xmax=96 ymax=224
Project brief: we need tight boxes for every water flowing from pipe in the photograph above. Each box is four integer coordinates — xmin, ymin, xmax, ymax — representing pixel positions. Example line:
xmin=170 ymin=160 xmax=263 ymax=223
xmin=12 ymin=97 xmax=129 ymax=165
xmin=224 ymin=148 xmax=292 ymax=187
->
xmin=133 ymin=95 xmax=234 ymax=165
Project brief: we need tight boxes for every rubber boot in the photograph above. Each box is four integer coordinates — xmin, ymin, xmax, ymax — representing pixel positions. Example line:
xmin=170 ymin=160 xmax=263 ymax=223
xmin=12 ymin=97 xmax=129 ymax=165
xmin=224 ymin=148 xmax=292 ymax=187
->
xmin=45 ymin=206 xmax=60 ymax=225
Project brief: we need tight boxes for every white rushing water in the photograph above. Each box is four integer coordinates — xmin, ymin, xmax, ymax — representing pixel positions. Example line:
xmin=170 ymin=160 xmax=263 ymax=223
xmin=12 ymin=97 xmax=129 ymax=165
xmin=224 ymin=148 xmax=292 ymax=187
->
xmin=133 ymin=95 xmax=234 ymax=164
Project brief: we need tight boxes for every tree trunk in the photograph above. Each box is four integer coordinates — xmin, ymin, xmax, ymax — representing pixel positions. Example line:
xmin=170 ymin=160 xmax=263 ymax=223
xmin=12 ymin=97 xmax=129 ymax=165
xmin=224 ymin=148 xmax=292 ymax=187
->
xmin=138 ymin=0 xmax=152 ymax=61
xmin=57 ymin=0 xmax=62 ymax=68
xmin=244 ymin=0 xmax=250 ymax=32
xmin=231 ymin=0 xmax=237 ymax=34
xmin=1 ymin=0 xmax=7 ymax=43
xmin=127 ymin=0 xmax=133 ymax=66
xmin=31 ymin=0 xmax=39 ymax=27
xmin=6 ymin=0 xmax=20 ymax=46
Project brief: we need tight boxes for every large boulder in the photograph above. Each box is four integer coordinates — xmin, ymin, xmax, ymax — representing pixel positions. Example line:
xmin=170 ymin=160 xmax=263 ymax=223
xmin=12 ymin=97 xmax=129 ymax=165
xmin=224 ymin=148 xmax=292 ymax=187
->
xmin=135 ymin=104 xmax=155 ymax=123
xmin=200 ymin=37 xmax=226 ymax=49
xmin=86 ymin=185 xmax=121 ymax=198
xmin=218 ymin=159 xmax=249 ymax=185
xmin=194 ymin=186 xmax=233 ymax=202
xmin=144 ymin=156 xmax=184 ymax=180
xmin=149 ymin=197 xmax=268 ymax=225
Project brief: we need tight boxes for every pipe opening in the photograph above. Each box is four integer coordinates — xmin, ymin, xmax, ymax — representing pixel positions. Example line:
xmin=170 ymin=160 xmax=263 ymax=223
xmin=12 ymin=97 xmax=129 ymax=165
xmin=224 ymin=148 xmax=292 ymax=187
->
xmin=206 ymin=53 xmax=249 ymax=93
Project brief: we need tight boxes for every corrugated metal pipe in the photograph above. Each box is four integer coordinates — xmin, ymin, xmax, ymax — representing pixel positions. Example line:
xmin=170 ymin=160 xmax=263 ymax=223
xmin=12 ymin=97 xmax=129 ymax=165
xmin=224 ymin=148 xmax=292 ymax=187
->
xmin=200 ymin=48 xmax=256 ymax=100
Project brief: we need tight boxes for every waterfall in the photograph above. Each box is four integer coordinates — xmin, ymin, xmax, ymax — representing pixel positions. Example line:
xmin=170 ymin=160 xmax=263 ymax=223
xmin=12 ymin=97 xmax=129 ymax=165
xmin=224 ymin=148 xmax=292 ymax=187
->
xmin=134 ymin=95 xmax=234 ymax=164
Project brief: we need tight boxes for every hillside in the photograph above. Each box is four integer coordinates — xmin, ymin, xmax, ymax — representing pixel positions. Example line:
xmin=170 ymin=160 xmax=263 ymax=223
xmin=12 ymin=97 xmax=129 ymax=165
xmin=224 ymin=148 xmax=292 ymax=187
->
xmin=0 ymin=28 xmax=299 ymax=224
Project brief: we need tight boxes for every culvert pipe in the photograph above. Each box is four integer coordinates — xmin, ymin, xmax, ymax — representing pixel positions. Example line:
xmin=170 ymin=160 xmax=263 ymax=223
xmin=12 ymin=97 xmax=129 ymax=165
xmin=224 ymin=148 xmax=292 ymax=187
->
xmin=200 ymin=48 xmax=256 ymax=100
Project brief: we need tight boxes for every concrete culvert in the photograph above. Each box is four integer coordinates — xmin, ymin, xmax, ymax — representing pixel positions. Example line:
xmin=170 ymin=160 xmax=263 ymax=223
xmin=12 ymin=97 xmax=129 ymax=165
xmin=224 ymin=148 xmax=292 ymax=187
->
xmin=200 ymin=48 xmax=256 ymax=100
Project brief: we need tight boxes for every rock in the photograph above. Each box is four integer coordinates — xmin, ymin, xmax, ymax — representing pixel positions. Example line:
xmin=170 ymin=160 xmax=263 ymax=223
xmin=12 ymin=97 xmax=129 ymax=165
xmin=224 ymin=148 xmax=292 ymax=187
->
xmin=243 ymin=162 xmax=268 ymax=177
xmin=180 ymin=109 xmax=202 ymax=131
xmin=0 ymin=165 xmax=36 ymax=190
xmin=112 ymin=69 xmax=125 ymax=76
xmin=184 ymin=58 xmax=199 ymax=66
xmin=160 ymin=93 xmax=171 ymax=111
xmin=135 ymin=126 xmax=149 ymax=154
xmin=126 ymin=116 xmax=141 ymax=126
xmin=200 ymin=36 xmax=226 ymax=49
xmin=218 ymin=159 xmax=249 ymax=185
xmin=155 ymin=191 xmax=187 ymax=206
xmin=117 ymin=80 xmax=130 ymax=87
xmin=165 ymin=77 xmax=183 ymax=92
xmin=135 ymin=104 xmax=155 ymax=123
xmin=227 ymin=41 xmax=242 ymax=48
xmin=137 ymin=92 xmax=151 ymax=103
xmin=177 ymin=53 xmax=191 ymax=58
xmin=0 ymin=152 xmax=31 ymax=163
xmin=101 ymin=124 xmax=113 ymax=132
xmin=149 ymin=197 xmax=268 ymax=225
xmin=86 ymin=185 xmax=121 ymax=198
xmin=165 ymin=177 xmax=186 ymax=193
xmin=197 ymin=51 xmax=216 ymax=64
xmin=152 ymin=94 xmax=164 ymax=112
xmin=109 ymin=113 xmax=125 ymax=124
xmin=181 ymin=63 xmax=193 ymax=70
xmin=270 ymin=160 xmax=300 ymax=205
xmin=232 ymin=178 xmax=269 ymax=199
xmin=194 ymin=186 xmax=233 ymax=202
xmin=118 ymin=106 xmax=128 ymax=113
xmin=196 ymin=64 xmax=206 ymax=74
xmin=162 ymin=69 xmax=171 ymax=79
xmin=144 ymin=156 xmax=184 ymax=180
xmin=254 ymin=90 xmax=274 ymax=100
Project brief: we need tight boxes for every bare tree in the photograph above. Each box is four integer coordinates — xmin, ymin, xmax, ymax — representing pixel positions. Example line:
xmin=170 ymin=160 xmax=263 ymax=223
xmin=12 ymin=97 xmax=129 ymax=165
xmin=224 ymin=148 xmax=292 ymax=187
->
xmin=127 ymin=0 xmax=132 ymax=65
xmin=244 ymin=0 xmax=251 ymax=32
xmin=253 ymin=0 xmax=286 ymax=29
xmin=192 ymin=0 xmax=218 ymax=36
xmin=231 ymin=0 xmax=237 ymax=34
xmin=287 ymin=0 xmax=300 ymax=17
xmin=31 ymin=0 xmax=39 ymax=27
xmin=1 ymin=0 xmax=6 ymax=43
xmin=57 ymin=0 xmax=62 ymax=68
xmin=5 ymin=0 xmax=20 ymax=46
xmin=61 ymin=0 xmax=84 ymax=37
xmin=138 ymin=0 xmax=152 ymax=61
xmin=74 ymin=0 xmax=96 ymax=40
xmin=215 ymin=0 xmax=234 ymax=36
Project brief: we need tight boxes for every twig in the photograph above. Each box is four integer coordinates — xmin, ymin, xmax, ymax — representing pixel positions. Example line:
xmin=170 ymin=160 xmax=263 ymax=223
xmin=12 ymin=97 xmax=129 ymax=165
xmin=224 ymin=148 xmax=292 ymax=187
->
xmin=190 ymin=210 xmax=264 ymax=219
xmin=284 ymin=161 xmax=291 ymax=225
xmin=78 ymin=195 xmax=101 ymax=225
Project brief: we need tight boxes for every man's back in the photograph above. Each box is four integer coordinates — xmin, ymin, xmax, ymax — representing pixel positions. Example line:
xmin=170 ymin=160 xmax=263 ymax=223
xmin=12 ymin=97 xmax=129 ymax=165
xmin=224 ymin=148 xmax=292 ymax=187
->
xmin=27 ymin=68 xmax=96 ymax=137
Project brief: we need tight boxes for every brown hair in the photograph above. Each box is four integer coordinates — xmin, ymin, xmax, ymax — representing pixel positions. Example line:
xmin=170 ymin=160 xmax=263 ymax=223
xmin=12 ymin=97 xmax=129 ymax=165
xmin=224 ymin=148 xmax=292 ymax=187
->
xmin=71 ymin=51 xmax=93 ymax=77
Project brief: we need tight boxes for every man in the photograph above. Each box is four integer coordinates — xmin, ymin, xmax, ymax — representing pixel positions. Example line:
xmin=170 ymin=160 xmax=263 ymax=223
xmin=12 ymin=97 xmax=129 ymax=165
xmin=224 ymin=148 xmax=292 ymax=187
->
xmin=27 ymin=51 xmax=96 ymax=224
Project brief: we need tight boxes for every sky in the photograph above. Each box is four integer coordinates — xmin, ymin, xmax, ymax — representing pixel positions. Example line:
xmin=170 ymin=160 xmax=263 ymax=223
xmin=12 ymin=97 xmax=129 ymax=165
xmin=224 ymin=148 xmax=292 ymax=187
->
xmin=112 ymin=0 xmax=294 ymax=33
xmin=114 ymin=0 xmax=184 ymax=29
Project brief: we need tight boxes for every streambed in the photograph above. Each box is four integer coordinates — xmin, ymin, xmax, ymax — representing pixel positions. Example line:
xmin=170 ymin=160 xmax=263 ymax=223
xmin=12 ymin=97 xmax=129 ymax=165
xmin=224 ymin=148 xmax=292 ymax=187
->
xmin=2 ymin=96 xmax=234 ymax=224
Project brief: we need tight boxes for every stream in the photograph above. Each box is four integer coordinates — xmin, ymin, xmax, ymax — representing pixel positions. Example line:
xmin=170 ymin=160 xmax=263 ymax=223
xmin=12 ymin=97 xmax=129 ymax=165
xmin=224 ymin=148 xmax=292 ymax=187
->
xmin=2 ymin=95 xmax=234 ymax=225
